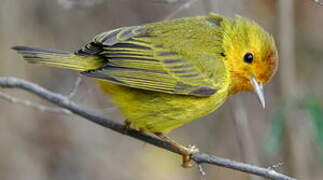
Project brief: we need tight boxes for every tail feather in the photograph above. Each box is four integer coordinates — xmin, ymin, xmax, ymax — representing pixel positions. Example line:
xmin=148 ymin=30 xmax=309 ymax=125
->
xmin=12 ymin=46 xmax=105 ymax=71
xmin=12 ymin=46 xmax=69 ymax=55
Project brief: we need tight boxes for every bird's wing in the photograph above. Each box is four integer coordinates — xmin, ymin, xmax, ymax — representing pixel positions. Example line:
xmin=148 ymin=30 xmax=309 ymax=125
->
xmin=79 ymin=19 xmax=225 ymax=96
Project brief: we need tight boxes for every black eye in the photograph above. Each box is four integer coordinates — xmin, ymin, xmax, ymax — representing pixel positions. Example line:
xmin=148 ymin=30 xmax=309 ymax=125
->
xmin=243 ymin=53 xmax=253 ymax=64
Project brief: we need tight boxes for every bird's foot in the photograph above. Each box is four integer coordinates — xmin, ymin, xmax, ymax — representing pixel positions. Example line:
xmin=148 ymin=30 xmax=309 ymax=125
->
xmin=181 ymin=145 xmax=199 ymax=168
xmin=154 ymin=133 xmax=199 ymax=168
xmin=122 ymin=120 xmax=131 ymax=134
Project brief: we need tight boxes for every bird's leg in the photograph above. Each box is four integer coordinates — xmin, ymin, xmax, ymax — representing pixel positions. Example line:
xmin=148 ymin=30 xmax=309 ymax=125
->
xmin=123 ymin=120 xmax=147 ymax=134
xmin=122 ymin=119 xmax=132 ymax=134
xmin=139 ymin=128 xmax=146 ymax=134
xmin=154 ymin=133 xmax=199 ymax=168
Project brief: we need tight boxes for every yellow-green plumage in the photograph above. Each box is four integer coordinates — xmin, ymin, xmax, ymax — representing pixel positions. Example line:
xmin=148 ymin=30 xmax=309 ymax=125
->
xmin=12 ymin=13 xmax=278 ymax=133
xmin=98 ymin=81 xmax=228 ymax=132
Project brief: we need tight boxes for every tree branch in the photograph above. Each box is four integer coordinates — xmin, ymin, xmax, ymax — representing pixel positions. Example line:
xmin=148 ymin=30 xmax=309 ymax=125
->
xmin=313 ymin=0 xmax=323 ymax=5
xmin=0 ymin=91 xmax=71 ymax=114
xmin=163 ymin=0 xmax=200 ymax=20
xmin=0 ymin=77 xmax=297 ymax=180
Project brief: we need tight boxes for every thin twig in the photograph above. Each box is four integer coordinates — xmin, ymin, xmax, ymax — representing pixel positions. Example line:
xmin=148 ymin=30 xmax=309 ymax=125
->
xmin=198 ymin=164 xmax=207 ymax=176
xmin=268 ymin=162 xmax=284 ymax=171
xmin=163 ymin=0 xmax=200 ymax=20
xmin=313 ymin=0 xmax=323 ymax=5
xmin=0 ymin=77 xmax=297 ymax=180
xmin=57 ymin=0 xmax=103 ymax=9
xmin=0 ymin=90 xmax=71 ymax=114
xmin=278 ymin=0 xmax=311 ymax=179
xmin=232 ymin=98 xmax=261 ymax=180
xmin=67 ymin=75 xmax=82 ymax=99
xmin=150 ymin=0 xmax=182 ymax=4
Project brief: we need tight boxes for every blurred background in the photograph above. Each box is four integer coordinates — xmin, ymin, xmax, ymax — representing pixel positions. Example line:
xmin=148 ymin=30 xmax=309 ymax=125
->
xmin=0 ymin=0 xmax=322 ymax=179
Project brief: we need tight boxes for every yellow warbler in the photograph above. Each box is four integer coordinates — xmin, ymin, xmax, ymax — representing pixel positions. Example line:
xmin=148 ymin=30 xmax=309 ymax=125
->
xmin=13 ymin=13 xmax=278 ymax=167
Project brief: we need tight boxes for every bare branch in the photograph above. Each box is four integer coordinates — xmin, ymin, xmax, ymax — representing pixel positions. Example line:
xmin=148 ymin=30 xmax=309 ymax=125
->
xmin=57 ymin=0 xmax=103 ymax=9
xmin=0 ymin=77 xmax=297 ymax=180
xmin=313 ymin=0 xmax=323 ymax=5
xmin=163 ymin=0 xmax=200 ymax=21
xmin=0 ymin=90 xmax=71 ymax=114
xmin=66 ymin=75 xmax=82 ymax=99
xmin=232 ymin=98 xmax=261 ymax=180
xmin=150 ymin=0 xmax=183 ymax=4
xmin=197 ymin=164 xmax=207 ymax=176
xmin=268 ymin=162 xmax=284 ymax=171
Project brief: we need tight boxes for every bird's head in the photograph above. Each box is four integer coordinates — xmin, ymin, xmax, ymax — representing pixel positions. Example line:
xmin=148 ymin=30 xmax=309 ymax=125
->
xmin=221 ymin=15 xmax=278 ymax=108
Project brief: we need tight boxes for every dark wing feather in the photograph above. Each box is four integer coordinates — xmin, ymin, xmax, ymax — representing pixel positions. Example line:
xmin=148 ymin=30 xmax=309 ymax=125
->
xmin=78 ymin=26 xmax=219 ymax=96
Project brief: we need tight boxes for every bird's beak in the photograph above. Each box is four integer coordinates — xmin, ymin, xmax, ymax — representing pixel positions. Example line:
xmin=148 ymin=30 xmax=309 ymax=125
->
xmin=250 ymin=76 xmax=265 ymax=109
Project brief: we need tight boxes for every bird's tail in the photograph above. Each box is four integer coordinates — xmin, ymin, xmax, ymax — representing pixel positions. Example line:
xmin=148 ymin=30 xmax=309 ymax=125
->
xmin=12 ymin=46 xmax=104 ymax=71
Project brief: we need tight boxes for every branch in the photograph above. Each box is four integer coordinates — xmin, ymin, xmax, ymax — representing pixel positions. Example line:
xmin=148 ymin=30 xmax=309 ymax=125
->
xmin=313 ymin=0 xmax=323 ymax=5
xmin=0 ymin=77 xmax=297 ymax=180
xmin=163 ymin=0 xmax=200 ymax=21
xmin=150 ymin=0 xmax=183 ymax=4
xmin=57 ymin=0 xmax=103 ymax=9
xmin=0 ymin=91 xmax=71 ymax=114
xmin=66 ymin=75 xmax=82 ymax=99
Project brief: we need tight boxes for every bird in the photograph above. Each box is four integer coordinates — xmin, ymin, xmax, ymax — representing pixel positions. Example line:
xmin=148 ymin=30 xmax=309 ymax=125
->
xmin=12 ymin=13 xmax=278 ymax=167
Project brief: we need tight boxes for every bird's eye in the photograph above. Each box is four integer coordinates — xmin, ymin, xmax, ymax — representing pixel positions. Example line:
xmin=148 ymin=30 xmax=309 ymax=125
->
xmin=243 ymin=53 xmax=253 ymax=64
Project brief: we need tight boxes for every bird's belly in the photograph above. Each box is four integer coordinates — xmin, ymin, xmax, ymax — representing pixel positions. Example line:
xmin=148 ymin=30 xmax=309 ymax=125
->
xmin=98 ymin=81 xmax=228 ymax=133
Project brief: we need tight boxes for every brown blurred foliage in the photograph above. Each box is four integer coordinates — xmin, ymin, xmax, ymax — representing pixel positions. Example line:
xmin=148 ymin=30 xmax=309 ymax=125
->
xmin=0 ymin=0 xmax=323 ymax=179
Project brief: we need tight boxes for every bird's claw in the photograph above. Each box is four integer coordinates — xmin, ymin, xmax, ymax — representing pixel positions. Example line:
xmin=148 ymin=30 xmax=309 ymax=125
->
xmin=122 ymin=120 xmax=131 ymax=134
xmin=181 ymin=145 xmax=199 ymax=168
xmin=185 ymin=145 xmax=199 ymax=154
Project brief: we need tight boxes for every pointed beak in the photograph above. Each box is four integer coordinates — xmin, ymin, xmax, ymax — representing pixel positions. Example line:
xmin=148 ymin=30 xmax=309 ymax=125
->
xmin=250 ymin=76 xmax=265 ymax=109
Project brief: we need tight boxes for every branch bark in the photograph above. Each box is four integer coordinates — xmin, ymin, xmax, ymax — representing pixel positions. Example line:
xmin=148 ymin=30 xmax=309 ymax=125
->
xmin=0 ymin=77 xmax=297 ymax=180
